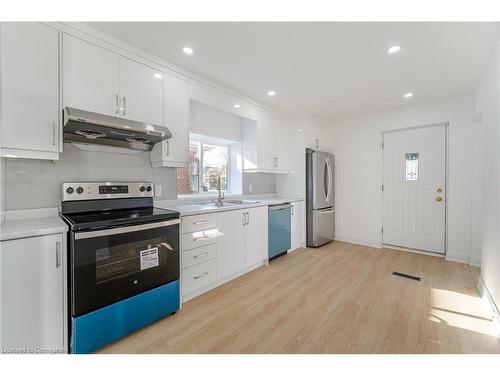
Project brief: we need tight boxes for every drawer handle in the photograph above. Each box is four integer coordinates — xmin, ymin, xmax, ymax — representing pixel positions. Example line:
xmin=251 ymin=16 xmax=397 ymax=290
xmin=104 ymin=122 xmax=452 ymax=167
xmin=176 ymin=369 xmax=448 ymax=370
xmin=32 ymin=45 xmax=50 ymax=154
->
xmin=193 ymin=220 xmax=209 ymax=225
xmin=193 ymin=272 xmax=209 ymax=280
xmin=193 ymin=236 xmax=211 ymax=242
xmin=194 ymin=252 xmax=209 ymax=259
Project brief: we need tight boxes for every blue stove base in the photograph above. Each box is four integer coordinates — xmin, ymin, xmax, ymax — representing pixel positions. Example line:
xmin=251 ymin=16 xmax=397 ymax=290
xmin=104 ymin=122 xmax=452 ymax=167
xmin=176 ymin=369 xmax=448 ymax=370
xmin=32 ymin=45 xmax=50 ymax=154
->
xmin=71 ymin=280 xmax=180 ymax=354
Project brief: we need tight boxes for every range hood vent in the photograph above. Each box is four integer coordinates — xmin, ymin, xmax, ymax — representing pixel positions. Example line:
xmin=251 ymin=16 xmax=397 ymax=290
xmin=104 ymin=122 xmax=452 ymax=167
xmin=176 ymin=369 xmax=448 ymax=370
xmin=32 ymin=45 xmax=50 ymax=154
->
xmin=63 ymin=107 xmax=171 ymax=151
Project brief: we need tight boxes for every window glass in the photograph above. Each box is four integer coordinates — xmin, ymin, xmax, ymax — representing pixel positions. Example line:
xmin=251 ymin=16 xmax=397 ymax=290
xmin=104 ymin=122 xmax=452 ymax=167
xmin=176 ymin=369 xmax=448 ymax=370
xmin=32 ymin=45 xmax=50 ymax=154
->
xmin=176 ymin=134 xmax=232 ymax=195
xmin=405 ymin=153 xmax=419 ymax=181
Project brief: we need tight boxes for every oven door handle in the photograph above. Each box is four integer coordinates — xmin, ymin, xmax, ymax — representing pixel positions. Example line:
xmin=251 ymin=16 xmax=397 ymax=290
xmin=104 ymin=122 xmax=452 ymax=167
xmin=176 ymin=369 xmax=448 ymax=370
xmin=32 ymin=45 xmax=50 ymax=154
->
xmin=74 ymin=219 xmax=181 ymax=240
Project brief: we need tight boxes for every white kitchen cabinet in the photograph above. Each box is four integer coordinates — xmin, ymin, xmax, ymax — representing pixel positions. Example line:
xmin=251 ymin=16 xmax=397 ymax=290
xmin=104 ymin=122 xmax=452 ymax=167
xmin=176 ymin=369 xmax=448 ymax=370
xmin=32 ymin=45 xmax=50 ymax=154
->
xmin=291 ymin=201 xmax=304 ymax=251
xmin=274 ymin=117 xmax=291 ymax=172
xmin=62 ymin=34 xmax=120 ymax=117
xmin=62 ymin=34 xmax=163 ymax=125
xmin=216 ymin=210 xmax=246 ymax=280
xmin=119 ymin=57 xmax=163 ymax=125
xmin=244 ymin=206 xmax=268 ymax=265
xmin=0 ymin=233 xmax=67 ymax=353
xmin=0 ymin=22 xmax=60 ymax=160
xmin=243 ymin=111 xmax=290 ymax=173
xmin=150 ymin=74 xmax=189 ymax=168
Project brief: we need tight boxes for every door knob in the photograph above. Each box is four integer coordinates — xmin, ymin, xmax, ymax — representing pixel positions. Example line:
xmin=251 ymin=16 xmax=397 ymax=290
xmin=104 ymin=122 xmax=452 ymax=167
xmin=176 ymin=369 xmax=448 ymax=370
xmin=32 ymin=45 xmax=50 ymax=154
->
xmin=436 ymin=197 xmax=443 ymax=202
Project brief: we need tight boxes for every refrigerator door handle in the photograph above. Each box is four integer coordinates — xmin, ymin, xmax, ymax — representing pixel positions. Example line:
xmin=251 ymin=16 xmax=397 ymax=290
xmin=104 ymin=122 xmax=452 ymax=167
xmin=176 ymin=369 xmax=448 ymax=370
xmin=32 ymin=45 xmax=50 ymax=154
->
xmin=325 ymin=157 xmax=333 ymax=202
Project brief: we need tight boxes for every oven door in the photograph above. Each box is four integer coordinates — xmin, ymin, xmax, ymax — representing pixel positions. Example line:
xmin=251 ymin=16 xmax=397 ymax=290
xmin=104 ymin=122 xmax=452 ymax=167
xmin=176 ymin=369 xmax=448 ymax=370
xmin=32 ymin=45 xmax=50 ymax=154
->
xmin=71 ymin=219 xmax=180 ymax=316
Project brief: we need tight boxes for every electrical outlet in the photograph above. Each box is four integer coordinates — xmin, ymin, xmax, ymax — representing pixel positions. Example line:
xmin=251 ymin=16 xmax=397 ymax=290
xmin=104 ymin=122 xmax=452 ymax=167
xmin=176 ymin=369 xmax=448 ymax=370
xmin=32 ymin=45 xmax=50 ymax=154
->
xmin=154 ymin=185 xmax=162 ymax=197
xmin=248 ymin=184 xmax=254 ymax=193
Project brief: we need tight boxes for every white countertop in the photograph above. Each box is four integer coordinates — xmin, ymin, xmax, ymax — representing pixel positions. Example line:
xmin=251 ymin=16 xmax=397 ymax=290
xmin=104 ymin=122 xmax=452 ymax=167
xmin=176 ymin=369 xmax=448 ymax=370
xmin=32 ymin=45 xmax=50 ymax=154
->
xmin=156 ymin=197 xmax=304 ymax=216
xmin=0 ymin=216 xmax=68 ymax=241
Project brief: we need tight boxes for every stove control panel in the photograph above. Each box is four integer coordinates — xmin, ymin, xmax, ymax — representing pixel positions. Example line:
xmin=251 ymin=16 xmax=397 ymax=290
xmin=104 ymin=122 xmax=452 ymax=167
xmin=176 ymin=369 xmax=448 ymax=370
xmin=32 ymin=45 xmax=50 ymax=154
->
xmin=62 ymin=182 xmax=154 ymax=201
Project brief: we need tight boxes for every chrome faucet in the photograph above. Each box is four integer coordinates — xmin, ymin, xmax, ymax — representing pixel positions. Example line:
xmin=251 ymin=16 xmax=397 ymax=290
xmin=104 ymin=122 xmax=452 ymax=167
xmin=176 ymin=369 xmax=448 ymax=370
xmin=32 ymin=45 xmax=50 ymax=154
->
xmin=216 ymin=173 xmax=225 ymax=207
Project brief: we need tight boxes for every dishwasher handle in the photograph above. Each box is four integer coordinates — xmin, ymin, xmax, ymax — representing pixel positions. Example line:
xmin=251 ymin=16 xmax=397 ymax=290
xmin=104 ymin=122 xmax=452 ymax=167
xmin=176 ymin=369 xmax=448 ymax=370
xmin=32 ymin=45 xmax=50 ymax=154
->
xmin=268 ymin=203 xmax=291 ymax=211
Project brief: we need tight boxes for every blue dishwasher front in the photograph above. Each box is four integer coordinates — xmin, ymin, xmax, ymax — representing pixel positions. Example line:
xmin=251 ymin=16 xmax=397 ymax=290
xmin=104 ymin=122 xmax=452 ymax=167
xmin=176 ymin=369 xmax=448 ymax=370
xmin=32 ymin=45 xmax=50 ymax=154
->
xmin=268 ymin=203 xmax=292 ymax=259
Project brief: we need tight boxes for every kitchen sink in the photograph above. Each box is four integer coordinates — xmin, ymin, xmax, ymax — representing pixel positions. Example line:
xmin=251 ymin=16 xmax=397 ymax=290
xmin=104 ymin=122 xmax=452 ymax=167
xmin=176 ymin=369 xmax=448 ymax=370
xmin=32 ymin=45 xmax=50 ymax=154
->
xmin=200 ymin=200 xmax=260 ymax=207
xmin=224 ymin=199 xmax=260 ymax=205
xmin=201 ymin=202 xmax=238 ymax=207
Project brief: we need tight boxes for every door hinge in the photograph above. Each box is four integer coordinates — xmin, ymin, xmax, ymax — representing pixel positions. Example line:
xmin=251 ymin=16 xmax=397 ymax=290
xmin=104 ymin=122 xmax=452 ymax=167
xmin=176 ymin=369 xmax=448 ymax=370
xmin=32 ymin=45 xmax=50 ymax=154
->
xmin=381 ymin=141 xmax=384 ymax=149
xmin=381 ymin=184 xmax=384 ymax=192
xmin=381 ymin=227 xmax=384 ymax=234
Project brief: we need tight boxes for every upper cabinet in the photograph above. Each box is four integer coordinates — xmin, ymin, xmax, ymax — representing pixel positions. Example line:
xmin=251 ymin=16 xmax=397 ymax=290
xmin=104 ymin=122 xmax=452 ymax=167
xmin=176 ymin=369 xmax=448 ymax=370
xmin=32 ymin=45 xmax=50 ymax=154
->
xmin=62 ymin=34 xmax=163 ymax=125
xmin=62 ymin=34 xmax=120 ymax=117
xmin=0 ymin=22 xmax=61 ymax=160
xmin=119 ymin=57 xmax=163 ymax=125
xmin=243 ymin=111 xmax=290 ymax=174
xmin=150 ymin=74 xmax=189 ymax=168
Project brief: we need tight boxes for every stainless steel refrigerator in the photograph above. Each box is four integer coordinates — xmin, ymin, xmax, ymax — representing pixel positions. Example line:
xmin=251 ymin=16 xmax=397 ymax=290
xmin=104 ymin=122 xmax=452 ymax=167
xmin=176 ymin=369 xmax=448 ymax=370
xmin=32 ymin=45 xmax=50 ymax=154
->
xmin=306 ymin=148 xmax=335 ymax=247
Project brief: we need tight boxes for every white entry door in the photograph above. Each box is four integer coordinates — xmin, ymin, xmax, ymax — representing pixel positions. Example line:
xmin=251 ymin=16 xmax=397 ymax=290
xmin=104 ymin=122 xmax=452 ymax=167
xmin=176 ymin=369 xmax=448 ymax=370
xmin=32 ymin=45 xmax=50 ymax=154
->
xmin=382 ymin=124 xmax=446 ymax=253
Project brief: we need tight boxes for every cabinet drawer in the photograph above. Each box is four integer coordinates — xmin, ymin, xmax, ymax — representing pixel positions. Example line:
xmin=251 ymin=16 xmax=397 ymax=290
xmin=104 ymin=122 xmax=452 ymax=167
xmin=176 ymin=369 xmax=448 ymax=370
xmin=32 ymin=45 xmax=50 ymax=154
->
xmin=182 ymin=228 xmax=217 ymax=251
xmin=181 ymin=259 xmax=216 ymax=295
xmin=182 ymin=243 xmax=217 ymax=269
xmin=182 ymin=213 xmax=216 ymax=233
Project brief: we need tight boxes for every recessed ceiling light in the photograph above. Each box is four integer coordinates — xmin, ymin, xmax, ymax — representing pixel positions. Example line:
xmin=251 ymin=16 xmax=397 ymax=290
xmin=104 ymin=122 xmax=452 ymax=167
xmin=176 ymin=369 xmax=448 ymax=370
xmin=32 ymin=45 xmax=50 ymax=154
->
xmin=153 ymin=73 xmax=162 ymax=79
xmin=267 ymin=90 xmax=276 ymax=97
xmin=182 ymin=47 xmax=194 ymax=55
xmin=387 ymin=45 xmax=401 ymax=54
xmin=233 ymin=104 xmax=241 ymax=108
xmin=298 ymin=128 xmax=304 ymax=132
xmin=403 ymin=92 xmax=414 ymax=98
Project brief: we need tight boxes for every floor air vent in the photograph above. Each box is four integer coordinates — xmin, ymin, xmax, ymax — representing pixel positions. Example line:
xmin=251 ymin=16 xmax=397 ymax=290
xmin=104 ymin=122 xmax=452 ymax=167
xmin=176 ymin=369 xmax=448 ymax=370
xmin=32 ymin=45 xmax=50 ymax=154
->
xmin=392 ymin=271 xmax=421 ymax=281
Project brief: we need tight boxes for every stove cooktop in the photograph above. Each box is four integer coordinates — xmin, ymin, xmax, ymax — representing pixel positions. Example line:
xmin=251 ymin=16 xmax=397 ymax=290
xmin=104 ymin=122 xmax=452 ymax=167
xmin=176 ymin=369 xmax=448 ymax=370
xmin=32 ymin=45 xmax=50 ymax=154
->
xmin=62 ymin=206 xmax=179 ymax=231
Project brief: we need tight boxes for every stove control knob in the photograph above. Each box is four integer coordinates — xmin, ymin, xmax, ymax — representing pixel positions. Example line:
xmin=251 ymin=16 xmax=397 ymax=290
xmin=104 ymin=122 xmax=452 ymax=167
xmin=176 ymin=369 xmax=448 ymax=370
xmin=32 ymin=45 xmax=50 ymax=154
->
xmin=139 ymin=186 xmax=146 ymax=192
xmin=66 ymin=187 xmax=74 ymax=195
xmin=146 ymin=186 xmax=152 ymax=192
xmin=76 ymin=187 xmax=84 ymax=194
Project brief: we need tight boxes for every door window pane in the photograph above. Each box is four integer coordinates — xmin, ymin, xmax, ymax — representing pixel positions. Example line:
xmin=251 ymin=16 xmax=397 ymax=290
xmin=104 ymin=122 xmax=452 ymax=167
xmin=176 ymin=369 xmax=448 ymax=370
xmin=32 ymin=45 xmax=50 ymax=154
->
xmin=405 ymin=153 xmax=419 ymax=181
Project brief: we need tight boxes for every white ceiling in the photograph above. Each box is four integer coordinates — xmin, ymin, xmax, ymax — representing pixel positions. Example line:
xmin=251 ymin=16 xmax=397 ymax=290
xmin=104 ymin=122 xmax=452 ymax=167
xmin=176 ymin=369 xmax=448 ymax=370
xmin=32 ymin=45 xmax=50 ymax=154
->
xmin=87 ymin=22 xmax=498 ymax=122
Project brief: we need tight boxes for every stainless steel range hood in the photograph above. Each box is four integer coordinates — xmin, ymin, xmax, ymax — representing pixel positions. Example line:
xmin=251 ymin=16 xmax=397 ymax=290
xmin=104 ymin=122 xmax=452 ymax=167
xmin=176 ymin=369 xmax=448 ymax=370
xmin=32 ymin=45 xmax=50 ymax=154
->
xmin=63 ymin=107 xmax=172 ymax=151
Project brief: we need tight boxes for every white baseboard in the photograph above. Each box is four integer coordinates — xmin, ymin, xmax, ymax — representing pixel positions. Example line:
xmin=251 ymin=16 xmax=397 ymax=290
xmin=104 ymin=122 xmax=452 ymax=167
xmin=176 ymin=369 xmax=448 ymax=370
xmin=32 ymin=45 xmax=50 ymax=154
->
xmin=334 ymin=235 xmax=382 ymax=249
xmin=477 ymin=276 xmax=500 ymax=341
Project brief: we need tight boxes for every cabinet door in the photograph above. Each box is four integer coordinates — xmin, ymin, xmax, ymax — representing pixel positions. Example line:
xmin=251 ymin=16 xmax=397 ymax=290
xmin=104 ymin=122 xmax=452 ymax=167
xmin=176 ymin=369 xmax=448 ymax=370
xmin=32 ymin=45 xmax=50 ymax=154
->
xmin=1 ymin=23 xmax=59 ymax=154
xmin=291 ymin=201 xmax=304 ymax=250
xmin=216 ymin=210 xmax=246 ymax=280
xmin=62 ymin=34 xmax=120 ymax=116
xmin=1 ymin=234 xmax=65 ymax=352
xmin=245 ymin=206 xmax=268 ymax=265
xmin=256 ymin=112 xmax=275 ymax=170
xmin=119 ymin=57 xmax=163 ymax=125
xmin=163 ymin=74 xmax=189 ymax=164
xmin=275 ymin=118 xmax=291 ymax=171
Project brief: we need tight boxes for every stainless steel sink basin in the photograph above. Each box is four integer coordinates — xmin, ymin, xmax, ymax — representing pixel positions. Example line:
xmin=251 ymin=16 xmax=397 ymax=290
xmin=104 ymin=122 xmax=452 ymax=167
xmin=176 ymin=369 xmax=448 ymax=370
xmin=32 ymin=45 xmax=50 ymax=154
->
xmin=200 ymin=200 xmax=260 ymax=207
xmin=224 ymin=199 xmax=260 ymax=205
xmin=200 ymin=202 xmax=238 ymax=207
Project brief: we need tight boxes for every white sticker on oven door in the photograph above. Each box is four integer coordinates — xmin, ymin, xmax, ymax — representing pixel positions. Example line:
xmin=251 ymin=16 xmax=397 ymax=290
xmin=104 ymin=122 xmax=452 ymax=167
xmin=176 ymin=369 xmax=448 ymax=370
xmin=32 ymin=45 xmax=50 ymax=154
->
xmin=140 ymin=247 xmax=159 ymax=270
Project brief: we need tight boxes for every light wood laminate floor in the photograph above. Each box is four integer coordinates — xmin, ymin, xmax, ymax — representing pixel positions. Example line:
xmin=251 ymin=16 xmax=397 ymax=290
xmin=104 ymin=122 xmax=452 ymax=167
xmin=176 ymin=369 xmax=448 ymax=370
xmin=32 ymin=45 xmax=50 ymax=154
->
xmin=99 ymin=241 xmax=500 ymax=354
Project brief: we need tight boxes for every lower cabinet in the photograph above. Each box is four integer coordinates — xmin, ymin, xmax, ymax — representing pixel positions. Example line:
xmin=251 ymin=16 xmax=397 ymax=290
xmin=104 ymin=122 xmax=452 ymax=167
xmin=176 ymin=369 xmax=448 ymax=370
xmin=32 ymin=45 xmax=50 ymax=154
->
xmin=217 ymin=206 xmax=268 ymax=279
xmin=244 ymin=206 xmax=269 ymax=265
xmin=216 ymin=209 xmax=246 ymax=280
xmin=291 ymin=201 xmax=304 ymax=250
xmin=180 ymin=206 xmax=268 ymax=300
xmin=0 ymin=233 xmax=67 ymax=353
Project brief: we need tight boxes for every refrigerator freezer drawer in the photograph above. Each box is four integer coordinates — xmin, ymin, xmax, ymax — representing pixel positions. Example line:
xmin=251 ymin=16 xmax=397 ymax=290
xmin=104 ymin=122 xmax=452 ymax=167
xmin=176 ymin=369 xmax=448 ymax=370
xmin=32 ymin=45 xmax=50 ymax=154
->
xmin=312 ymin=207 xmax=335 ymax=247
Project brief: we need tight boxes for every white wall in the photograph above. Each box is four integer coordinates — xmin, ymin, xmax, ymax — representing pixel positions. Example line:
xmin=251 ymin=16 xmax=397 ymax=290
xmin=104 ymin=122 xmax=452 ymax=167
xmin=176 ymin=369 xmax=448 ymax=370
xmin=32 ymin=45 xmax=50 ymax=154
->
xmin=326 ymin=96 xmax=480 ymax=265
xmin=190 ymin=100 xmax=243 ymax=142
xmin=475 ymin=32 xmax=500 ymax=313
